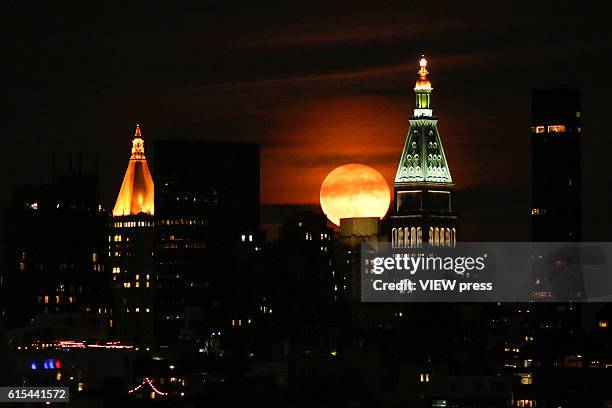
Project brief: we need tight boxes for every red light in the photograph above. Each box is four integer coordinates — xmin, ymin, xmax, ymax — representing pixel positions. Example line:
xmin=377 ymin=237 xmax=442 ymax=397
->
xmin=55 ymin=359 xmax=61 ymax=369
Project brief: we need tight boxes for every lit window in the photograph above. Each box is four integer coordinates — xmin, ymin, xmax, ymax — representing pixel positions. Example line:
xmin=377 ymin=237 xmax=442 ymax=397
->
xmin=519 ymin=373 xmax=532 ymax=385
xmin=92 ymin=253 xmax=98 ymax=262
xmin=547 ymin=124 xmax=566 ymax=133
xmin=599 ymin=320 xmax=608 ymax=328
xmin=124 ymin=283 xmax=131 ymax=288
xmin=113 ymin=267 xmax=120 ymax=274
xmin=534 ymin=126 xmax=545 ymax=133
xmin=135 ymin=308 xmax=140 ymax=313
xmin=531 ymin=208 xmax=546 ymax=216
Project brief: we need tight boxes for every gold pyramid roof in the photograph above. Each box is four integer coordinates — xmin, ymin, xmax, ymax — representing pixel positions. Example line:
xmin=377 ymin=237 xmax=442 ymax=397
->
xmin=112 ymin=124 xmax=154 ymax=216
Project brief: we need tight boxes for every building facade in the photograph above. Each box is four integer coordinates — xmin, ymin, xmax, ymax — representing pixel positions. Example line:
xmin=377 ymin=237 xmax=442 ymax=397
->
xmin=530 ymin=89 xmax=581 ymax=242
xmin=1 ymin=161 xmax=109 ymax=331
xmin=153 ymin=140 xmax=261 ymax=345
xmin=108 ymin=125 xmax=155 ymax=345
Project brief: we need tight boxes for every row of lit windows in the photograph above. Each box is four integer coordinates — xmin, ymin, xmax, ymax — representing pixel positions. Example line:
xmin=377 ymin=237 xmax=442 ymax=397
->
xmin=302 ymin=232 xmax=331 ymax=241
xmin=159 ymin=243 xmax=206 ymax=249
xmin=531 ymin=124 xmax=570 ymax=133
xmin=123 ymin=282 xmax=151 ymax=289
xmin=158 ymin=219 xmax=206 ymax=226
xmin=231 ymin=318 xmax=253 ymax=326
xmin=259 ymin=305 xmax=273 ymax=314
xmin=125 ymin=307 xmax=150 ymax=313
xmin=38 ymin=295 xmax=76 ymax=304
xmin=391 ymin=227 xmax=456 ymax=247
xmin=112 ymin=221 xmax=154 ymax=228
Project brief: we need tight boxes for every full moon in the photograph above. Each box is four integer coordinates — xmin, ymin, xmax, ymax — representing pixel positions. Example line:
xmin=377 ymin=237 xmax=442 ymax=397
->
xmin=320 ymin=163 xmax=391 ymax=226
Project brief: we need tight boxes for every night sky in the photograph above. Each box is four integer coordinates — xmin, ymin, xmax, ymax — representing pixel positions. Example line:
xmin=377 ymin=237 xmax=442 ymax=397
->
xmin=5 ymin=1 xmax=612 ymax=241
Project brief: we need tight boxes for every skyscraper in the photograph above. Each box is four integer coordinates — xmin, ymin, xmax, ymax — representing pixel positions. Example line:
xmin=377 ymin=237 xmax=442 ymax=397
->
xmin=153 ymin=140 xmax=260 ymax=345
xmin=108 ymin=125 xmax=155 ymax=345
xmin=390 ymin=56 xmax=458 ymax=247
xmin=530 ymin=89 xmax=581 ymax=242
xmin=0 ymin=159 xmax=109 ymax=331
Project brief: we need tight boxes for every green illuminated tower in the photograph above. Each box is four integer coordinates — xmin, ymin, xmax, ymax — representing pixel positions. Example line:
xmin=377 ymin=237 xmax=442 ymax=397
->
xmin=390 ymin=56 xmax=458 ymax=247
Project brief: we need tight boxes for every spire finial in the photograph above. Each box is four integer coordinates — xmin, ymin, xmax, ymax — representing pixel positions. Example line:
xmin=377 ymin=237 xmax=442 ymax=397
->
xmin=414 ymin=55 xmax=432 ymax=92
xmin=418 ymin=55 xmax=429 ymax=80
xmin=135 ymin=123 xmax=142 ymax=138
xmin=413 ymin=55 xmax=433 ymax=117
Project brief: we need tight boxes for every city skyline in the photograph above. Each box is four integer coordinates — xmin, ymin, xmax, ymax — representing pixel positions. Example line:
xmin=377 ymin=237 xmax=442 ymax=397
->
xmin=5 ymin=2 xmax=612 ymax=242
xmin=4 ymin=3 xmax=612 ymax=405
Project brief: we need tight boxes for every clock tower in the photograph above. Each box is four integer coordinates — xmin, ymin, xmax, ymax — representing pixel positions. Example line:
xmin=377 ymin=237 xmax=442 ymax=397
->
xmin=390 ymin=57 xmax=458 ymax=247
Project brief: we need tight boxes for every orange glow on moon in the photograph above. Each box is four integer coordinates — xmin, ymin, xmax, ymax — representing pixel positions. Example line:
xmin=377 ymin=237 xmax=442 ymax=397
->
xmin=319 ymin=163 xmax=391 ymax=226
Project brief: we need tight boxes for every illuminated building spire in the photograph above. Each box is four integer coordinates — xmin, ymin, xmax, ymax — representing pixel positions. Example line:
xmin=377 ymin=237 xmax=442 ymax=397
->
xmin=390 ymin=55 xmax=457 ymax=249
xmin=395 ymin=56 xmax=452 ymax=184
xmin=112 ymin=124 xmax=155 ymax=216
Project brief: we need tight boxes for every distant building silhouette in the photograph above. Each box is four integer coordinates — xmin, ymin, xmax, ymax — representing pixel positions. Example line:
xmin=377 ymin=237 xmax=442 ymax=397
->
xmin=0 ymin=157 xmax=109 ymax=331
xmin=531 ymin=89 xmax=581 ymax=242
xmin=153 ymin=139 xmax=260 ymax=345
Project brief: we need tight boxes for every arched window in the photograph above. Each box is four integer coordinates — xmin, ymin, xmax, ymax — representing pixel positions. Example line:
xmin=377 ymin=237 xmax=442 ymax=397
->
xmin=404 ymin=227 xmax=410 ymax=248
xmin=392 ymin=228 xmax=397 ymax=247
xmin=452 ymin=228 xmax=457 ymax=245
xmin=417 ymin=227 xmax=422 ymax=246
xmin=398 ymin=228 xmax=404 ymax=247
xmin=434 ymin=227 xmax=440 ymax=246
xmin=411 ymin=227 xmax=417 ymax=247
xmin=429 ymin=227 xmax=434 ymax=245
xmin=445 ymin=228 xmax=451 ymax=246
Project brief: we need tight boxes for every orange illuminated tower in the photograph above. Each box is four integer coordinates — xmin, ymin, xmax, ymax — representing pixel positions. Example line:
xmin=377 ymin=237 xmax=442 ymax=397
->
xmin=112 ymin=124 xmax=154 ymax=216
xmin=108 ymin=124 xmax=155 ymax=345
xmin=390 ymin=56 xmax=458 ymax=247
